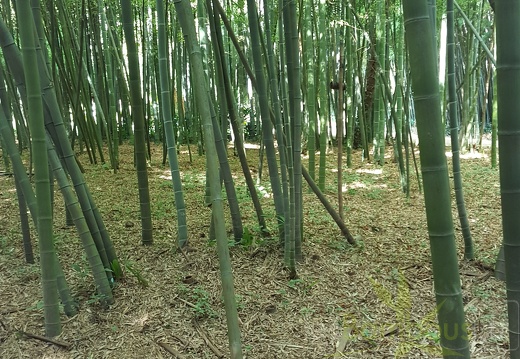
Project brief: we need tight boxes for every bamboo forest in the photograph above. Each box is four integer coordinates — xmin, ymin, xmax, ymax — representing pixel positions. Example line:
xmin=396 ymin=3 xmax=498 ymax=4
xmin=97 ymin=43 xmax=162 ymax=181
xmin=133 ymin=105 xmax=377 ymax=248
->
xmin=1 ymin=0 xmax=518 ymax=357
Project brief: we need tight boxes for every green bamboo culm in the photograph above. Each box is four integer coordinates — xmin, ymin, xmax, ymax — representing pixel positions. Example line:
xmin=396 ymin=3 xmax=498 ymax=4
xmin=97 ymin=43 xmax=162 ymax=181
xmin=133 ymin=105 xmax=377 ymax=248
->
xmin=15 ymin=0 xmax=61 ymax=336
xmin=304 ymin=0 xmax=317 ymax=180
xmin=0 ymin=98 xmax=35 ymax=263
xmin=120 ymin=0 xmax=153 ymax=245
xmin=317 ymin=0 xmax=329 ymax=191
xmin=447 ymin=0 xmax=473 ymax=260
xmin=402 ymin=1 xmax=470 ymax=358
xmin=46 ymin=136 xmax=113 ymax=305
xmin=496 ymin=0 xmax=520 ymax=357
xmin=246 ymin=0 xmax=285 ymax=242
xmin=172 ymin=0 xmax=243 ymax=357
xmin=156 ymin=0 xmax=188 ymax=248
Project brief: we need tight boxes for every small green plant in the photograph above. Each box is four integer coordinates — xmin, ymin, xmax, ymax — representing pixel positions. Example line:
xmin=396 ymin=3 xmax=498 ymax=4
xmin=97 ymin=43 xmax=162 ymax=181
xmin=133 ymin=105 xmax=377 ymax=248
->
xmin=389 ymin=268 xmax=400 ymax=282
xmin=27 ymin=300 xmax=44 ymax=311
xmin=355 ymin=239 xmax=365 ymax=251
xmin=479 ymin=253 xmax=495 ymax=268
xmin=277 ymin=288 xmax=287 ymax=297
xmin=182 ymin=173 xmax=197 ymax=190
xmin=87 ymin=293 xmax=110 ymax=305
xmin=366 ymin=189 xmax=382 ymax=200
xmin=235 ymin=295 xmax=245 ymax=310
xmin=154 ymin=200 xmax=173 ymax=219
xmin=0 ymin=235 xmax=14 ymax=256
xmin=16 ymin=264 xmax=39 ymax=279
xmin=71 ymin=263 xmax=89 ymax=280
xmin=240 ymin=227 xmax=254 ymax=247
xmin=179 ymin=285 xmax=217 ymax=319
xmin=473 ymin=287 xmax=491 ymax=300
xmin=329 ymin=239 xmax=348 ymax=251
xmin=300 ymin=306 xmax=315 ymax=317
xmin=124 ymin=261 xmax=148 ymax=287
xmin=425 ymin=330 xmax=440 ymax=343
xmin=288 ymin=278 xmax=303 ymax=289
xmin=0 ymin=235 xmax=8 ymax=249
xmin=192 ymin=287 xmax=216 ymax=318
xmin=160 ymin=181 xmax=172 ymax=189
xmin=235 ymin=186 xmax=252 ymax=203
xmin=110 ymin=259 xmax=124 ymax=280
xmin=288 ymin=278 xmax=319 ymax=296
xmin=227 ymin=239 xmax=237 ymax=247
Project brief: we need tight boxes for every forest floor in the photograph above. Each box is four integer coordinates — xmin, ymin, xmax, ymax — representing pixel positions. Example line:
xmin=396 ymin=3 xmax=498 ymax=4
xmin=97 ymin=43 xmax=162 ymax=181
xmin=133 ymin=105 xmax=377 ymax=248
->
xmin=0 ymin=141 xmax=508 ymax=358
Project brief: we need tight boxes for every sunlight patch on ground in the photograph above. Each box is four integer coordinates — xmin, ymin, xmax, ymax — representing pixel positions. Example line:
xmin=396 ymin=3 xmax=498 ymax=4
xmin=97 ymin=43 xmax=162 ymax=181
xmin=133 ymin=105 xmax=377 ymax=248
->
xmin=356 ymin=168 xmax=383 ymax=175
xmin=350 ymin=181 xmax=368 ymax=189
xmin=159 ymin=169 xmax=204 ymax=182
xmin=257 ymin=185 xmax=272 ymax=198
xmin=349 ymin=181 xmax=388 ymax=191
xmin=159 ymin=169 xmax=179 ymax=180
xmin=445 ymin=151 xmax=489 ymax=160
xmin=244 ymin=143 xmax=261 ymax=149
xmin=124 ymin=312 xmax=149 ymax=330
xmin=460 ymin=152 xmax=489 ymax=160
xmin=159 ymin=169 xmax=172 ymax=180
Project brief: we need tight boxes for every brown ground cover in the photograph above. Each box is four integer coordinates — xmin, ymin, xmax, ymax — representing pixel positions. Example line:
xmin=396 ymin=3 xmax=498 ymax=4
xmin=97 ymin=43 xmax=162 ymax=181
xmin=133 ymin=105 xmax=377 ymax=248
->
xmin=0 ymin=144 xmax=507 ymax=358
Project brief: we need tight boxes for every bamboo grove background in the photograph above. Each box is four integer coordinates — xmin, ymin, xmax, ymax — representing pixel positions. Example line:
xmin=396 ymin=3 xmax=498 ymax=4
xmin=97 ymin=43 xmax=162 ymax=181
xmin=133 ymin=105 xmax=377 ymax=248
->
xmin=0 ymin=0 xmax=510 ymax=358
